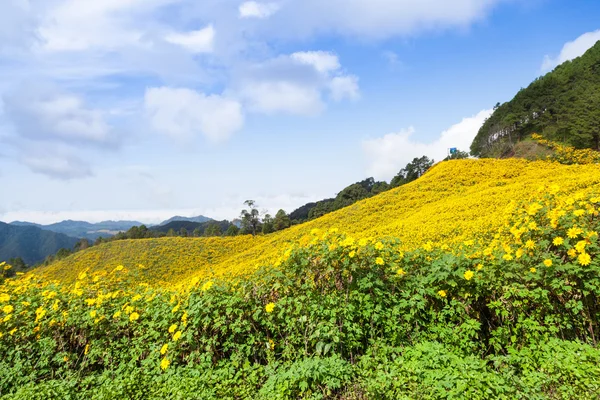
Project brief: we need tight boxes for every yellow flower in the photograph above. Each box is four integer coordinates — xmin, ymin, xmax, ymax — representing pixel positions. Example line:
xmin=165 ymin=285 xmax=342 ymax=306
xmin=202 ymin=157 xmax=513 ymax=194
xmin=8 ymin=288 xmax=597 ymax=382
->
xmin=84 ymin=344 xmax=90 ymax=355
xmin=515 ymin=249 xmax=524 ymax=259
xmin=530 ymin=267 xmax=536 ymax=273
xmin=113 ymin=311 xmax=122 ymax=319
xmin=543 ymin=259 xmax=552 ymax=267
xmin=160 ymin=344 xmax=168 ymax=355
xmin=172 ymin=304 xmax=180 ymax=313
xmin=568 ymin=249 xmax=577 ymax=258
xmin=172 ymin=331 xmax=182 ymax=341
xmin=348 ymin=250 xmax=356 ymax=258
xmin=160 ymin=358 xmax=170 ymax=371
xmin=0 ymin=294 xmax=10 ymax=303
xmin=129 ymin=312 xmax=140 ymax=322
xmin=35 ymin=307 xmax=46 ymax=323
xmin=525 ymin=240 xmax=535 ymax=250
xmin=438 ymin=290 xmax=447 ymax=298
xmin=502 ymin=254 xmax=513 ymax=261
xmin=573 ymin=209 xmax=585 ymax=217
xmin=358 ymin=238 xmax=368 ymax=246
xmin=2 ymin=305 xmax=14 ymax=314
xmin=201 ymin=281 xmax=214 ymax=292
xmin=168 ymin=324 xmax=178 ymax=334
xmin=375 ymin=242 xmax=384 ymax=250
xmin=567 ymin=227 xmax=583 ymax=239
xmin=575 ymin=240 xmax=587 ymax=253
xmin=265 ymin=302 xmax=275 ymax=313
xmin=464 ymin=270 xmax=474 ymax=280
xmin=578 ymin=253 xmax=591 ymax=266
xmin=78 ymin=271 xmax=87 ymax=280
xmin=476 ymin=263 xmax=483 ymax=271
xmin=396 ymin=268 xmax=406 ymax=276
xmin=375 ymin=257 xmax=384 ymax=265
xmin=553 ymin=237 xmax=564 ymax=246
xmin=89 ymin=310 xmax=97 ymax=318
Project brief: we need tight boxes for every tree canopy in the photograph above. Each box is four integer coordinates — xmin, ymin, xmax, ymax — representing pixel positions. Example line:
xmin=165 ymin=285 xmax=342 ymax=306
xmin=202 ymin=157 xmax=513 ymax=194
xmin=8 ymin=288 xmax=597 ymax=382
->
xmin=471 ymin=40 xmax=600 ymax=157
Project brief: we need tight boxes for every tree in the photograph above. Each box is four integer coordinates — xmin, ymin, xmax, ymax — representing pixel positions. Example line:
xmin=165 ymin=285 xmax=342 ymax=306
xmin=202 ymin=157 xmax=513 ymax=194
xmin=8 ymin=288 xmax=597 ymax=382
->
xmin=240 ymin=200 xmax=261 ymax=236
xmin=262 ymin=213 xmax=275 ymax=234
xmin=193 ymin=227 xmax=202 ymax=237
xmin=179 ymin=227 xmax=188 ymax=237
xmin=204 ymin=222 xmax=222 ymax=237
xmin=391 ymin=156 xmax=434 ymax=187
xmin=225 ymin=224 xmax=240 ymax=236
xmin=273 ymin=209 xmax=291 ymax=231
xmin=73 ymin=239 xmax=90 ymax=252
xmin=167 ymin=228 xmax=176 ymax=237
xmin=443 ymin=149 xmax=470 ymax=161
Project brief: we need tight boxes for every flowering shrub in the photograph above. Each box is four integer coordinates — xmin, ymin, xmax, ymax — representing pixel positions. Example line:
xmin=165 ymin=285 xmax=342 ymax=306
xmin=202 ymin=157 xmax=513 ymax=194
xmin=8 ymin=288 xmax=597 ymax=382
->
xmin=532 ymin=133 xmax=600 ymax=164
xmin=2 ymin=160 xmax=600 ymax=398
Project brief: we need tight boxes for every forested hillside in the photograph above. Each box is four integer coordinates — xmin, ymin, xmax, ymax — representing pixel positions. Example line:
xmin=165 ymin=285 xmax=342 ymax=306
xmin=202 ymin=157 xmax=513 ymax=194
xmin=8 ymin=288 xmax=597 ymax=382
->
xmin=471 ymin=40 xmax=600 ymax=157
xmin=0 ymin=222 xmax=78 ymax=265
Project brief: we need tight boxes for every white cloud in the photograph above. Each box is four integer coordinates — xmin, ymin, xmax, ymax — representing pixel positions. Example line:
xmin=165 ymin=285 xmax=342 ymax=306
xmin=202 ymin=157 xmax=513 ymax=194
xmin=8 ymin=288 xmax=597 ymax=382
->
xmin=239 ymin=1 xmax=280 ymax=19
xmin=165 ymin=25 xmax=215 ymax=53
xmin=239 ymin=81 xmax=324 ymax=115
xmin=144 ymin=87 xmax=244 ymax=143
xmin=329 ymin=75 xmax=360 ymax=101
xmin=236 ymin=51 xmax=359 ymax=115
xmin=257 ymin=0 xmax=510 ymax=39
xmin=363 ymin=109 xmax=492 ymax=181
xmin=290 ymin=51 xmax=341 ymax=74
xmin=21 ymin=151 xmax=92 ymax=180
xmin=541 ymin=30 xmax=600 ymax=72
xmin=3 ymin=82 xmax=114 ymax=145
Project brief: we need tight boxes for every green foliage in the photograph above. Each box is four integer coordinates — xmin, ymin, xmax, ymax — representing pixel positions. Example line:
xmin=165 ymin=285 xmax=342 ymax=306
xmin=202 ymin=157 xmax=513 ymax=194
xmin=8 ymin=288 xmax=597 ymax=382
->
xmin=0 ymin=222 xmax=79 ymax=266
xmin=471 ymin=41 xmax=600 ymax=156
xmin=390 ymin=156 xmax=434 ymax=187
xmin=3 ymin=192 xmax=600 ymax=398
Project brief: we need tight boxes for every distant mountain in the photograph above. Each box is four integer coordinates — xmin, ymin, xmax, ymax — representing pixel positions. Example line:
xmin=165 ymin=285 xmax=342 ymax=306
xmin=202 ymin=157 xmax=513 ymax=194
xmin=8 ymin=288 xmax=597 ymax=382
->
xmin=0 ymin=222 xmax=79 ymax=265
xmin=151 ymin=220 xmax=232 ymax=235
xmin=159 ymin=215 xmax=212 ymax=226
xmin=10 ymin=220 xmax=143 ymax=240
xmin=471 ymin=40 xmax=600 ymax=157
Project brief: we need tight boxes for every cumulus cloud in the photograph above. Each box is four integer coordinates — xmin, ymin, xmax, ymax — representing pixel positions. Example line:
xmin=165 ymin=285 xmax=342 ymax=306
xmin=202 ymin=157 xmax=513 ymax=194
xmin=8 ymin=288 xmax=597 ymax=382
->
xmin=236 ymin=51 xmax=359 ymax=115
xmin=239 ymin=1 xmax=280 ymax=19
xmin=329 ymin=75 xmax=360 ymax=101
xmin=3 ymin=83 xmax=115 ymax=145
xmin=254 ymin=0 xmax=510 ymax=39
xmin=363 ymin=109 xmax=492 ymax=181
xmin=144 ymin=87 xmax=244 ymax=143
xmin=21 ymin=151 xmax=92 ymax=180
xmin=165 ymin=25 xmax=215 ymax=53
xmin=541 ymin=30 xmax=600 ymax=72
xmin=0 ymin=82 xmax=118 ymax=179
xmin=290 ymin=51 xmax=341 ymax=74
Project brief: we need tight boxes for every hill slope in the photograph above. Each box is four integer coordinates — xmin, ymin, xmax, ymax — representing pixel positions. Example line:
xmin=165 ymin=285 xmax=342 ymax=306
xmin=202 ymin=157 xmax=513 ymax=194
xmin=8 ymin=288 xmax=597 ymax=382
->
xmin=471 ymin=40 xmax=600 ymax=157
xmin=0 ymin=222 xmax=79 ymax=265
xmin=36 ymin=158 xmax=600 ymax=287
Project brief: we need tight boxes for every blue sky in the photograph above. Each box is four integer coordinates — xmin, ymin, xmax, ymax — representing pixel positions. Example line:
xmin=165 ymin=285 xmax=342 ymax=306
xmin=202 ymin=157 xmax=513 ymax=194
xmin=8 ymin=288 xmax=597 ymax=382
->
xmin=0 ymin=0 xmax=599 ymax=224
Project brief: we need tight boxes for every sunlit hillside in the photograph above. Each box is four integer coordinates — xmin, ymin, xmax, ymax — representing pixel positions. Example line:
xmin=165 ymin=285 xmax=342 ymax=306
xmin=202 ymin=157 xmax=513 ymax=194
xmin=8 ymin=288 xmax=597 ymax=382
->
xmin=37 ymin=158 xmax=600 ymax=287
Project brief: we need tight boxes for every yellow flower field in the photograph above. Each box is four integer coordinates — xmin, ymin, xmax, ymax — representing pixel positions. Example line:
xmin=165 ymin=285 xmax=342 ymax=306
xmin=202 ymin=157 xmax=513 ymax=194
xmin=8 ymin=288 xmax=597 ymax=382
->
xmin=30 ymin=158 xmax=600 ymax=288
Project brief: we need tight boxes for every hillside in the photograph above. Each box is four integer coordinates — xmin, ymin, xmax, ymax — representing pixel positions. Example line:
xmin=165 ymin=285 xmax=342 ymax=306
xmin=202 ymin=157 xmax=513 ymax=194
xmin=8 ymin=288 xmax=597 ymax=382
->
xmin=0 ymin=222 xmax=79 ymax=265
xmin=471 ymin=40 xmax=600 ymax=157
xmin=158 ymin=215 xmax=212 ymax=226
xmin=37 ymin=158 xmax=600 ymax=287
xmin=150 ymin=219 xmax=232 ymax=235
xmin=5 ymin=157 xmax=600 ymax=398
xmin=10 ymin=220 xmax=143 ymax=240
